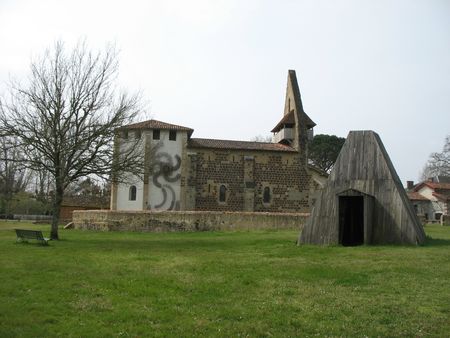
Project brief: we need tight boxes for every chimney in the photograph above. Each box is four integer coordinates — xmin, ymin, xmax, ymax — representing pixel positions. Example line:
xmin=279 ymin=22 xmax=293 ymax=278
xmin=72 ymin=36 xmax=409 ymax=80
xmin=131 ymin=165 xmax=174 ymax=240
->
xmin=406 ymin=181 xmax=414 ymax=190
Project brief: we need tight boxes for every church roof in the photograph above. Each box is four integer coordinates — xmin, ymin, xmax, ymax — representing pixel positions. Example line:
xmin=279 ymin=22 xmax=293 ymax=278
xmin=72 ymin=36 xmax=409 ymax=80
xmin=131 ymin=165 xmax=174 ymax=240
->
xmin=119 ymin=119 xmax=194 ymax=136
xmin=188 ymin=138 xmax=297 ymax=152
xmin=271 ymin=110 xmax=316 ymax=133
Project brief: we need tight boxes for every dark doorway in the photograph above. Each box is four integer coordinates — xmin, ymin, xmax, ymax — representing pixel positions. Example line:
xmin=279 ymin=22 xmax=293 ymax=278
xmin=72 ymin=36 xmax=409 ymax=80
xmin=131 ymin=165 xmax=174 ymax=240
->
xmin=339 ymin=196 xmax=364 ymax=246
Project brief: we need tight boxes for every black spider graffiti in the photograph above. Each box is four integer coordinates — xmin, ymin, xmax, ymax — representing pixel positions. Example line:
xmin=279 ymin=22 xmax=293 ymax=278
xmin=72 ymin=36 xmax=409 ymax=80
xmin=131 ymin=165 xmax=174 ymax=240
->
xmin=152 ymin=152 xmax=181 ymax=210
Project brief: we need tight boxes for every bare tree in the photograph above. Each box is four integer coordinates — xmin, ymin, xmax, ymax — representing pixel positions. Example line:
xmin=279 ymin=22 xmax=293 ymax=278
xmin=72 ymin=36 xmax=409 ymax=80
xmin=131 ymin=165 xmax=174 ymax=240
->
xmin=421 ymin=135 xmax=450 ymax=180
xmin=250 ymin=135 xmax=272 ymax=143
xmin=0 ymin=136 xmax=32 ymax=215
xmin=0 ymin=41 xmax=144 ymax=239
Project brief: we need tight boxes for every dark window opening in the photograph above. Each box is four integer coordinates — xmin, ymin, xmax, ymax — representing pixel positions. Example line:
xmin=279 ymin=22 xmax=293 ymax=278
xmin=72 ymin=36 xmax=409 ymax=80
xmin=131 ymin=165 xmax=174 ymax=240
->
xmin=153 ymin=129 xmax=160 ymax=140
xmin=129 ymin=186 xmax=137 ymax=201
xmin=263 ymin=187 xmax=271 ymax=204
xmin=135 ymin=130 xmax=141 ymax=139
xmin=435 ymin=213 xmax=442 ymax=221
xmin=169 ymin=130 xmax=177 ymax=141
xmin=339 ymin=196 xmax=364 ymax=246
xmin=219 ymin=185 xmax=227 ymax=203
xmin=122 ymin=130 xmax=129 ymax=139
xmin=413 ymin=204 xmax=418 ymax=213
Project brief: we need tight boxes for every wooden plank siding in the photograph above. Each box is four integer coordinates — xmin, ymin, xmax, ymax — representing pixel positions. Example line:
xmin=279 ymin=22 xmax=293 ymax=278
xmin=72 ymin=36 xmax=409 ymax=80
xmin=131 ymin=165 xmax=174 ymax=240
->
xmin=299 ymin=130 xmax=426 ymax=245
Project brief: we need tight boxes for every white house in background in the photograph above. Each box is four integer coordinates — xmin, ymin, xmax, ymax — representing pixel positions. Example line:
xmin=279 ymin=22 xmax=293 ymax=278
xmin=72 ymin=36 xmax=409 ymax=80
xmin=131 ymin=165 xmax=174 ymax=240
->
xmin=407 ymin=176 xmax=450 ymax=222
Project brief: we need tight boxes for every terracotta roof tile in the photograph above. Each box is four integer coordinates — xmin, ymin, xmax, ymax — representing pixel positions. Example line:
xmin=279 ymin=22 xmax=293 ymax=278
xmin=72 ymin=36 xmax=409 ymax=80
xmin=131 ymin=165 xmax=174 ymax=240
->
xmin=187 ymin=138 xmax=297 ymax=152
xmin=432 ymin=192 xmax=450 ymax=201
xmin=426 ymin=182 xmax=450 ymax=190
xmin=414 ymin=181 xmax=450 ymax=192
xmin=119 ymin=119 xmax=194 ymax=136
xmin=271 ymin=110 xmax=316 ymax=133
xmin=407 ymin=192 xmax=429 ymax=201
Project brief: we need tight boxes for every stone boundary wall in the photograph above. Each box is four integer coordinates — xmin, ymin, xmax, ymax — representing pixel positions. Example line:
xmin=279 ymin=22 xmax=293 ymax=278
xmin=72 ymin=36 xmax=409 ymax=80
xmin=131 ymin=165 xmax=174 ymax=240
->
xmin=73 ymin=210 xmax=309 ymax=232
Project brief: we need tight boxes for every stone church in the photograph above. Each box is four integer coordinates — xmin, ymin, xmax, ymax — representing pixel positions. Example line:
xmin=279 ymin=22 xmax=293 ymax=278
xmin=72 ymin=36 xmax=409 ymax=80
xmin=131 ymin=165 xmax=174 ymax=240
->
xmin=110 ymin=70 xmax=325 ymax=213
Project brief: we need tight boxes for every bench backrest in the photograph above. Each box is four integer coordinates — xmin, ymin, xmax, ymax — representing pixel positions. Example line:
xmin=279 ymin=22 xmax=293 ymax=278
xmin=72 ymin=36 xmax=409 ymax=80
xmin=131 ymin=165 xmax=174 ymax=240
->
xmin=15 ymin=229 xmax=45 ymax=240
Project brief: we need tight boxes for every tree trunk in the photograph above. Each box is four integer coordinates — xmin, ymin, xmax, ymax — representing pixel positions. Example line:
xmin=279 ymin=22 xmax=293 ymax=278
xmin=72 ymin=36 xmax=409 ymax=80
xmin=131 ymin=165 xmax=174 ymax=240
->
xmin=51 ymin=185 xmax=64 ymax=240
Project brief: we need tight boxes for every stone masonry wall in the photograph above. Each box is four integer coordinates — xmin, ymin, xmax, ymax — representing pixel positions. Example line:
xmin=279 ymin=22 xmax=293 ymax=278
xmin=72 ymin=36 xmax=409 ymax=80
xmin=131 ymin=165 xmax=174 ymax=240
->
xmin=73 ymin=210 xmax=309 ymax=232
xmin=187 ymin=148 xmax=311 ymax=212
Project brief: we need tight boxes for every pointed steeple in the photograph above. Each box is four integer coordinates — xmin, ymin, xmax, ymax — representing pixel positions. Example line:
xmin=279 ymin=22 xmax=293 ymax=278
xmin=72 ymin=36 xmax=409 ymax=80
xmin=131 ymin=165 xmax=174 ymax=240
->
xmin=284 ymin=70 xmax=304 ymax=116
xmin=272 ymin=70 xmax=315 ymax=159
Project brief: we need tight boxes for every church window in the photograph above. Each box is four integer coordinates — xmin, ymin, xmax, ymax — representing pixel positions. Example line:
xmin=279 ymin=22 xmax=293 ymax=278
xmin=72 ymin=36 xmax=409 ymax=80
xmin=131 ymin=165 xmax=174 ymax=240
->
xmin=263 ymin=186 xmax=271 ymax=204
xmin=219 ymin=185 xmax=227 ymax=203
xmin=153 ymin=129 xmax=160 ymax=140
xmin=129 ymin=186 xmax=137 ymax=201
xmin=169 ymin=130 xmax=177 ymax=141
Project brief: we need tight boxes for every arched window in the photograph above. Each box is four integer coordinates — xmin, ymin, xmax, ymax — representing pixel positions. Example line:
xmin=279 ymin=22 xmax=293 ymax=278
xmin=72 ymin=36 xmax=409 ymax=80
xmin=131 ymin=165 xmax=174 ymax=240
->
xmin=129 ymin=186 xmax=137 ymax=201
xmin=219 ymin=185 xmax=227 ymax=203
xmin=263 ymin=186 xmax=271 ymax=204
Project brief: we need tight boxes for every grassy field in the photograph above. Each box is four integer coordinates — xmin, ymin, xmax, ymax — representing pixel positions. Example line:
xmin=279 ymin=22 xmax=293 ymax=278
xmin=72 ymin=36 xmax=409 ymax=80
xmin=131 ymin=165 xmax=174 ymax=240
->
xmin=0 ymin=222 xmax=449 ymax=337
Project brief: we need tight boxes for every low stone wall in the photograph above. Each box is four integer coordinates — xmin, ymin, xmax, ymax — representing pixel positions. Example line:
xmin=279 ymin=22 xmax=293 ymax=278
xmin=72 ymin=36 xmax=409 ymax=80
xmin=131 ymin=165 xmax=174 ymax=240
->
xmin=73 ymin=210 xmax=309 ymax=232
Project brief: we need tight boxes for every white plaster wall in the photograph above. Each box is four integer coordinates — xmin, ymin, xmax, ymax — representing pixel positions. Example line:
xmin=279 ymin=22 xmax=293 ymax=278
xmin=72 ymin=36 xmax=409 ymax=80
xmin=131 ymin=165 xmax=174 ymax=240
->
xmin=148 ymin=130 xmax=185 ymax=210
xmin=417 ymin=186 xmax=437 ymax=201
xmin=116 ymin=130 xmax=145 ymax=210
xmin=116 ymin=176 xmax=144 ymax=210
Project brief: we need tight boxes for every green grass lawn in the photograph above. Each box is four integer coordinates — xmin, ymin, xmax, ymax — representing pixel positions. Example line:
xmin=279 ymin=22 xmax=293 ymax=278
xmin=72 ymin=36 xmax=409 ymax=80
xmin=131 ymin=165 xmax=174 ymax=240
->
xmin=1 ymin=222 xmax=449 ymax=337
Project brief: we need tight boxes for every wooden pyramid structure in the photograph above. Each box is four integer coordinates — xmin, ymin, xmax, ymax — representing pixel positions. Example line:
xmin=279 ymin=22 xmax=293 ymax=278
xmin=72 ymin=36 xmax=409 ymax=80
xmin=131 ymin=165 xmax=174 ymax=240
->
xmin=299 ymin=130 xmax=426 ymax=245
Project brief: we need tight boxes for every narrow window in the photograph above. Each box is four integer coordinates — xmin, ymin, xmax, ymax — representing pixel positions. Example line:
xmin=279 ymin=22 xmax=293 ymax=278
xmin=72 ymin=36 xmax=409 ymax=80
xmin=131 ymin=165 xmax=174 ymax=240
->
xmin=122 ymin=130 xmax=129 ymax=139
xmin=135 ymin=130 xmax=141 ymax=139
xmin=129 ymin=186 xmax=137 ymax=201
xmin=219 ymin=185 xmax=227 ymax=203
xmin=169 ymin=130 xmax=177 ymax=141
xmin=263 ymin=187 xmax=271 ymax=204
xmin=153 ymin=129 xmax=160 ymax=140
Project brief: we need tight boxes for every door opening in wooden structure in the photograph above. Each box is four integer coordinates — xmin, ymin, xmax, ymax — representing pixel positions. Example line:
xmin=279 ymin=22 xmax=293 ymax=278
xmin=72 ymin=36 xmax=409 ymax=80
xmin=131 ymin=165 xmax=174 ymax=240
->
xmin=339 ymin=196 xmax=364 ymax=246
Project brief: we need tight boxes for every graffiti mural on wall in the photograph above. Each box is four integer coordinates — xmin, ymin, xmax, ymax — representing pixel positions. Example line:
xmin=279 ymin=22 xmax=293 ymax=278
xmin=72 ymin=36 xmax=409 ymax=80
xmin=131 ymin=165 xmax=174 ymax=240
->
xmin=152 ymin=152 xmax=182 ymax=210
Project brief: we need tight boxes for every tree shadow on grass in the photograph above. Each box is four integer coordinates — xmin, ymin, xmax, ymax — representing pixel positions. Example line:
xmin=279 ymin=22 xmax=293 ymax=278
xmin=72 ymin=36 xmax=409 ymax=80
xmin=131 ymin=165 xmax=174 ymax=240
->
xmin=424 ymin=236 xmax=450 ymax=247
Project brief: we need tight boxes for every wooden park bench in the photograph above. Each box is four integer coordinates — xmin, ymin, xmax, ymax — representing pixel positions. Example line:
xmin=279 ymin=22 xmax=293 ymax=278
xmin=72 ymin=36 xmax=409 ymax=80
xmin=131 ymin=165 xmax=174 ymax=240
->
xmin=15 ymin=229 xmax=50 ymax=246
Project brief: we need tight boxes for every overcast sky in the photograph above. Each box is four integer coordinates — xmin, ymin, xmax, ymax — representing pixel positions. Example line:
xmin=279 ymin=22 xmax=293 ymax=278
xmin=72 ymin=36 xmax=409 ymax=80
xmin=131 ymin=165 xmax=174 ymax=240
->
xmin=1 ymin=0 xmax=449 ymax=183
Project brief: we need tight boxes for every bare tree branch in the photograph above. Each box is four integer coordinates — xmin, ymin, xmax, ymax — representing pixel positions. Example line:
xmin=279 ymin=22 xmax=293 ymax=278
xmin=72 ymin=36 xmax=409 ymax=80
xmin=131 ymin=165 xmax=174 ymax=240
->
xmin=421 ymin=135 xmax=450 ymax=180
xmin=0 ymin=40 xmax=145 ymax=239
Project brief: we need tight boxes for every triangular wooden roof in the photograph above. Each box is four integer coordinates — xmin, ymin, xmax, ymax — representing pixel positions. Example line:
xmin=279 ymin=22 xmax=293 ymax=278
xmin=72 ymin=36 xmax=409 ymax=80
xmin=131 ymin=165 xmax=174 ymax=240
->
xmin=299 ymin=130 xmax=426 ymax=245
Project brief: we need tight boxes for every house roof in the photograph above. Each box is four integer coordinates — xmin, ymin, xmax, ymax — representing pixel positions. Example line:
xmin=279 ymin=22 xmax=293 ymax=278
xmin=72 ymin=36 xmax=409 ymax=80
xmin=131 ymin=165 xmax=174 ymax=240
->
xmin=271 ymin=110 xmax=316 ymax=133
xmin=414 ymin=181 xmax=450 ymax=192
xmin=407 ymin=192 xmax=429 ymax=201
xmin=432 ymin=192 xmax=450 ymax=201
xmin=119 ymin=119 xmax=194 ymax=136
xmin=187 ymin=138 xmax=297 ymax=152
